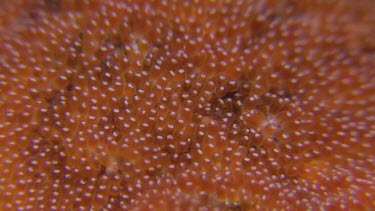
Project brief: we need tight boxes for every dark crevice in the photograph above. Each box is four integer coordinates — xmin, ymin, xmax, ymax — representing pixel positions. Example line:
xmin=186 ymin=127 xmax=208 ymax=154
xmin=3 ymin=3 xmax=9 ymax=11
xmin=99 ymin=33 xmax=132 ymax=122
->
xmin=65 ymin=82 xmax=74 ymax=92
xmin=207 ymin=90 xmax=243 ymax=122
xmin=220 ymin=91 xmax=238 ymax=101
xmin=44 ymin=0 xmax=61 ymax=12
xmin=97 ymin=165 xmax=107 ymax=177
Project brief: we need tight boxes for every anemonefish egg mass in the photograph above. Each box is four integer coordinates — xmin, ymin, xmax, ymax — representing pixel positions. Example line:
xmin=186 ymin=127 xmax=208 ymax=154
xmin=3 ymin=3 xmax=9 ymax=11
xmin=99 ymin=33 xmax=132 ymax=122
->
xmin=0 ymin=0 xmax=374 ymax=210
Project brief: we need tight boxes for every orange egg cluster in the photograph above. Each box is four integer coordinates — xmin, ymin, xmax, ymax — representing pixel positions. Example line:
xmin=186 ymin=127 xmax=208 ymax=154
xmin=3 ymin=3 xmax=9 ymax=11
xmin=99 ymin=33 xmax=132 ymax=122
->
xmin=0 ymin=0 xmax=374 ymax=210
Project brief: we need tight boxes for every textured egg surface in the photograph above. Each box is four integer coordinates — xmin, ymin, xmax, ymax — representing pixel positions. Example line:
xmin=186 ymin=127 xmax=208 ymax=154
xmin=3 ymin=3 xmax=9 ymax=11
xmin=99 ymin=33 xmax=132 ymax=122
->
xmin=0 ymin=0 xmax=374 ymax=210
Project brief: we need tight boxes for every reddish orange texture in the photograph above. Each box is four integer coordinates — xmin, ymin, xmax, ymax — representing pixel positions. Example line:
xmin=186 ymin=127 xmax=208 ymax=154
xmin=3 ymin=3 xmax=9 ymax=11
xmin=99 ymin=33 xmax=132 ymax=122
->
xmin=0 ymin=0 xmax=374 ymax=210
